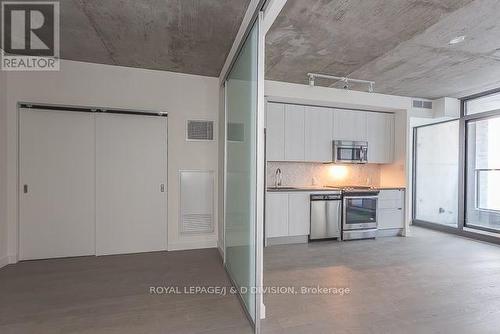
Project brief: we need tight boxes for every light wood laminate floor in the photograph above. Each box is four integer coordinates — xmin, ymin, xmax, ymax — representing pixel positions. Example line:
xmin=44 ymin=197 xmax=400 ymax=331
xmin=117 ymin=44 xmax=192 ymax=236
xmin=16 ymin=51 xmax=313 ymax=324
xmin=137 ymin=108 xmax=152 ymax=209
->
xmin=2 ymin=227 xmax=500 ymax=334
xmin=0 ymin=249 xmax=253 ymax=334
xmin=262 ymin=226 xmax=500 ymax=334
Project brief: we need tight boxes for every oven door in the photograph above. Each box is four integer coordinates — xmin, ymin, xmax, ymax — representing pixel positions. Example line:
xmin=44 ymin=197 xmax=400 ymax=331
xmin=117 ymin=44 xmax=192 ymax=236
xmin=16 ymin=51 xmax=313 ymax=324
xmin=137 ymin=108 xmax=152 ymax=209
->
xmin=343 ymin=196 xmax=378 ymax=230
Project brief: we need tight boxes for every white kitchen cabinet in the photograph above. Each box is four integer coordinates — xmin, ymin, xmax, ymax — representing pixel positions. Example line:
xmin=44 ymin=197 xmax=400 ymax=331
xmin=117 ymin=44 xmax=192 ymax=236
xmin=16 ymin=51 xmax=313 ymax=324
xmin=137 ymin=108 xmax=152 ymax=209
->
xmin=305 ymin=106 xmax=333 ymax=162
xmin=284 ymin=104 xmax=305 ymax=161
xmin=266 ymin=191 xmax=311 ymax=239
xmin=266 ymin=192 xmax=289 ymax=238
xmin=266 ymin=102 xmax=285 ymax=161
xmin=266 ymin=102 xmax=396 ymax=164
xmin=288 ymin=193 xmax=311 ymax=236
xmin=333 ymin=109 xmax=367 ymax=141
xmin=366 ymin=112 xmax=394 ymax=163
xmin=378 ymin=189 xmax=405 ymax=230
xmin=378 ymin=210 xmax=404 ymax=229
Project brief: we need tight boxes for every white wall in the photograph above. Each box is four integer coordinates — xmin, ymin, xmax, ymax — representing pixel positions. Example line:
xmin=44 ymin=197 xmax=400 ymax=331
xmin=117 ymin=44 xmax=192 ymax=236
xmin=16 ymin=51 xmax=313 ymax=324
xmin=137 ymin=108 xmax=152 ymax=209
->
xmin=265 ymin=80 xmax=412 ymax=234
xmin=0 ymin=69 xmax=8 ymax=268
xmin=4 ymin=59 xmax=220 ymax=262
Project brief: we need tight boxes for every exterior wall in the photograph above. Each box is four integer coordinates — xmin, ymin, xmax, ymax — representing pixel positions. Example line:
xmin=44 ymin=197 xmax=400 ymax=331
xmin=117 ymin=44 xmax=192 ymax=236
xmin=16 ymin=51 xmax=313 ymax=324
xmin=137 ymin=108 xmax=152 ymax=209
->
xmin=4 ymin=59 xmax=220 ymax=262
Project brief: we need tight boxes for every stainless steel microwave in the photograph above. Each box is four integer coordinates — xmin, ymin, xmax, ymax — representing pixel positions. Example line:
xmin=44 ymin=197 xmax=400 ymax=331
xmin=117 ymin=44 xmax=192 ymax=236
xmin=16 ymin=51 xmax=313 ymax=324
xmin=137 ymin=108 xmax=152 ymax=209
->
xmin=333 ymin=140 xmax=368 ymax=164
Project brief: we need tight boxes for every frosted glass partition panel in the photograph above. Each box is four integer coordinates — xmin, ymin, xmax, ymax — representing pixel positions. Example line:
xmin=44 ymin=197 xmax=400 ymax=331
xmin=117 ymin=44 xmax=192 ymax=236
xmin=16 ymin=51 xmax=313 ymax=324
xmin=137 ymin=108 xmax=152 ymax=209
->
xmin=466 ymin=116 xmax=500 ymax=231
xmin=414 ymin=121 xmax=459 ymax=227
xmin=225 ymin=23 xmax=258 ymax=321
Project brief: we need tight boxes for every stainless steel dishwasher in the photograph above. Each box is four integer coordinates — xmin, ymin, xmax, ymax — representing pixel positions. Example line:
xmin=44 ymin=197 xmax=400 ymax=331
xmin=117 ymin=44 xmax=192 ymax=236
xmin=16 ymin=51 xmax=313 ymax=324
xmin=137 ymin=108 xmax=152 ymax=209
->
xmin=310 ymin=192 xmax=342 ymax=240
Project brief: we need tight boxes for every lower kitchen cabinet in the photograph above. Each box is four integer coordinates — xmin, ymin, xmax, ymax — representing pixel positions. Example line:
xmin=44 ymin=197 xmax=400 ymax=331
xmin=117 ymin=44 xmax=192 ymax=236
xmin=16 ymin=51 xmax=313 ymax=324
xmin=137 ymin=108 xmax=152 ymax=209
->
xmin=288 ymin=193 xmax=310 ymax=236
xmin=266 ymin=192 xmax=310 ymax=239
xmin=266 ymin=192 xmax=289 ymax=238
xmin=377 ymin=189 xmax=405 ymax=230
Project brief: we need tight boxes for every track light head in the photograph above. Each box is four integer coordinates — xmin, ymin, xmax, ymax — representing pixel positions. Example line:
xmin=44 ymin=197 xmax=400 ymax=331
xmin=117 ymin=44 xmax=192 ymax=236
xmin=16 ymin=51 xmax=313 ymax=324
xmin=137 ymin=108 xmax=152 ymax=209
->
xmin=308 ymin=75 xmax=315 ymax=87
xmin=368 ymin=82 xmax=374 ymax=93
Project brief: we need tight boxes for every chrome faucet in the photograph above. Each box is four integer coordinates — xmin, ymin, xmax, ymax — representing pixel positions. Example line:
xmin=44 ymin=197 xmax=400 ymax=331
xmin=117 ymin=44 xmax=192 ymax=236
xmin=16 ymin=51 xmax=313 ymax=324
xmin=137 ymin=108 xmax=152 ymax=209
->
xmin=275 ymin=168 xmax=282 ymax=187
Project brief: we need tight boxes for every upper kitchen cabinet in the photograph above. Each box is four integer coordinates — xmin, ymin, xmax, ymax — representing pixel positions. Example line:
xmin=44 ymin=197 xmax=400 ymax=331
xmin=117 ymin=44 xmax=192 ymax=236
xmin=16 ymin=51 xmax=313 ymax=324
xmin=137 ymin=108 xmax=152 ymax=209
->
xmin=266 ymin=102 xmax=395 ymax=164
xmin=366 ymin=112 xmax=395 ymax=163
xmin=305 ymin=106 xmax=333 ymax=162
xmin=333 ymin=109 xmax=367 ymax=141
xmin=266 ymin=102 xmax=285 ymax=161
xmin=284 ymin=104 xmax=306 ymax=161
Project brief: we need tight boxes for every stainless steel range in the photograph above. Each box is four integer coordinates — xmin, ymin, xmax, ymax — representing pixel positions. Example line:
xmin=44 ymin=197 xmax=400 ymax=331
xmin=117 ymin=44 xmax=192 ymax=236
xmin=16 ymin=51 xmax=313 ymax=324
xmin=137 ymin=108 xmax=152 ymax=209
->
xmin=342 ymin=188 xmax=379 ymax=241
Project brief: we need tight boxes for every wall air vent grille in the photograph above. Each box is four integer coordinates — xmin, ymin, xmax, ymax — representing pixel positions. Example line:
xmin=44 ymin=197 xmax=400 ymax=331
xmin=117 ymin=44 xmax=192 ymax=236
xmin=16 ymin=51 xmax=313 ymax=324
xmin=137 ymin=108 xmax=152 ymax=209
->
xmin=187 ymin=120 xmax=214 ymax=141
xmin=413 ymin=100 xmax=433 ymax=109
xmin=179 ymin=170 xmax=214 ymax=234
xmin=181 ymin=214 xmax=213 ymax=234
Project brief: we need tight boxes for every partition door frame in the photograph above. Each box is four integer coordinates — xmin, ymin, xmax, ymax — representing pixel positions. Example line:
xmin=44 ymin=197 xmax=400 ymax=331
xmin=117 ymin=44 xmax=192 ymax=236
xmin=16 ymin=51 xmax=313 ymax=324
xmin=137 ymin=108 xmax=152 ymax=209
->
xmin=222 ymin=10 xmax=266 ymax=334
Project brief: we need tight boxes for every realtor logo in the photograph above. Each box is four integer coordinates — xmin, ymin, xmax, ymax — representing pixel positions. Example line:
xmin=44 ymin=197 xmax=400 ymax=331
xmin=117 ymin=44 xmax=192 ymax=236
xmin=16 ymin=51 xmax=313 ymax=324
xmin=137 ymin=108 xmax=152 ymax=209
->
xmin=1 ymin=1 xmax=60 ymax=71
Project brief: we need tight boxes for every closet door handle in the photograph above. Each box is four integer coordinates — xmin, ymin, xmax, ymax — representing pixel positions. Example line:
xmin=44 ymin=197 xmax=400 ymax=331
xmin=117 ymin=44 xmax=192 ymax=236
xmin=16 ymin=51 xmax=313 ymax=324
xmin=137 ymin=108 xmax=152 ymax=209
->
xmin=160 ymin=184 xmax=165 ymax=193
xmin=23 ymin=184 xmax=29 ymax=194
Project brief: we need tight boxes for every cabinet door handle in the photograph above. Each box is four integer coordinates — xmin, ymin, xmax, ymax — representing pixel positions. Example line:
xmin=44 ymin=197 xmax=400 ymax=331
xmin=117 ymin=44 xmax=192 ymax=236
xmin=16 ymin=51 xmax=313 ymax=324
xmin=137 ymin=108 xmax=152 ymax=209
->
xmin=160 ymin=184 xmax=165 ymax=193
xmin=23 ymin=184 xmax=28 ymax=194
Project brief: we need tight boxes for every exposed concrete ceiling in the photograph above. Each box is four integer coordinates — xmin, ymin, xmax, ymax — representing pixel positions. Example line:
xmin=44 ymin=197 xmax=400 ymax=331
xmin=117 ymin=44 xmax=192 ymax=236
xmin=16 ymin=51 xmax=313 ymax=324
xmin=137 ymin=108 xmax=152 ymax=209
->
xmin=5 ymin=0 xmax=250 ymax=77
xmin=266 ymin=0 xmax=500 ymax=99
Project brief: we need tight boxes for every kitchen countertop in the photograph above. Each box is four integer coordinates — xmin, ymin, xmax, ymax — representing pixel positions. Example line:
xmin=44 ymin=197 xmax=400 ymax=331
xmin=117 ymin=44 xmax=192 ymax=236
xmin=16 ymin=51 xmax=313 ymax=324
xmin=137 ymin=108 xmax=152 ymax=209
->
xmin=267 ymin=186 xmax=406 ymax=192
xmin=267 ymin=186 xmax=340 ymax=192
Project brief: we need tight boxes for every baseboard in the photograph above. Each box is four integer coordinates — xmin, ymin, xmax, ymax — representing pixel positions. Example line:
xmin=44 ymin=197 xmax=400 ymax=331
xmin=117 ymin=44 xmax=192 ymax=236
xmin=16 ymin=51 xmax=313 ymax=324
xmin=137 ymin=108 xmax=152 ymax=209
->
xmin=378 ymin=228 xmax=404 ymax=237
xmin=0 ymin=255 xmax=15 ymax=269
xmin=260 ymin=302 xmax=266 ymax=319
xmin=266 ymin=235 xmax=308 ymax=246
xmin=167 ymin=239 xmax=217 ymax=251
xmin=217 ymin=242 xmax=224 ymax=260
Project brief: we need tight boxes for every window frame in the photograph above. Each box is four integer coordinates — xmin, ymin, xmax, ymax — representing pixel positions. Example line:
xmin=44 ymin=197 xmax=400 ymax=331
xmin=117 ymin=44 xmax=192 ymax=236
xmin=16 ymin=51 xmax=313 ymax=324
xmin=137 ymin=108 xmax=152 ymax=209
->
xmin=475 ymin=169 xmax=500 ymax=213
xmin=412 ymin=88 xmax=500 ymax=244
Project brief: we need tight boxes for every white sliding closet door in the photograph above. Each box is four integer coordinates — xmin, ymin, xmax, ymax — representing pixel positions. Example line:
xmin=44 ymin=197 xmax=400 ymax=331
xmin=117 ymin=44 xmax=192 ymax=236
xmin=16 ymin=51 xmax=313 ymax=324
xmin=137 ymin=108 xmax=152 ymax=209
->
xmin=95 ymin=114 xmax=168 ymax=255
xmin=19 ymin=110 xmax=95 ymax=260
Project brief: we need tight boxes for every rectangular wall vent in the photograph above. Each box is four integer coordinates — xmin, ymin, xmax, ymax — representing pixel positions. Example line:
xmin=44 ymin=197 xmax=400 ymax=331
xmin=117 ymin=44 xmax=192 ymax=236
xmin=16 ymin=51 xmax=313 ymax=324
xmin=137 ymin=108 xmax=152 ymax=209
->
xmin=422 ymin=101 xmax=433 ymax=109
xmin=413 ymin=100 xmax=433 ymax=109
xmin=187 ymin=120 xmax=214 ymax=141
xmin=180 ymin=170 xmax=214 ymax=234
xmin=181 ymin=214 xmax=213 ymax=234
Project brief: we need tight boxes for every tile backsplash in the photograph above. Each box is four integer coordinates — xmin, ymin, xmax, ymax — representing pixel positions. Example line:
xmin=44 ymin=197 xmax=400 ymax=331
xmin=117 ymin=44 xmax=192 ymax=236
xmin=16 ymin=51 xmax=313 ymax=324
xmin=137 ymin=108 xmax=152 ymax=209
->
xmin=267 ymin=161 xmax=381 ymax=188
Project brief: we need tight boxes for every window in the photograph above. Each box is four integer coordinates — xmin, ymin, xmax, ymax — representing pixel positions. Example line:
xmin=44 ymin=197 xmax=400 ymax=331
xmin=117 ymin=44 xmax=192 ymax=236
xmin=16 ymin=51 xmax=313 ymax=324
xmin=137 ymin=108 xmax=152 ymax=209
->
xmin=476 ymin=170 xmax=500 ymax=211
xmin=414 ymin=121 xmax=459 ymax=227
xmin=412 ymin=88 xmax=500 ymax=239
xmin=466 ymin=116 xmax=500 ymax=231
xmin=465 ymin=91 xmax=500 ymax=115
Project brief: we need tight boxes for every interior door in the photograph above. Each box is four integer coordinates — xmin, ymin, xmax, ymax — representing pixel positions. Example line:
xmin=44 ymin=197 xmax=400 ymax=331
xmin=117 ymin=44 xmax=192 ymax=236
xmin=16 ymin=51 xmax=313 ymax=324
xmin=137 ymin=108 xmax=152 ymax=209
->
xmin=19 ymin=109 xmax=95 ymax=260
xmin=96 ymin=113 xmax=168 ymax=255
